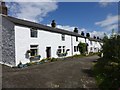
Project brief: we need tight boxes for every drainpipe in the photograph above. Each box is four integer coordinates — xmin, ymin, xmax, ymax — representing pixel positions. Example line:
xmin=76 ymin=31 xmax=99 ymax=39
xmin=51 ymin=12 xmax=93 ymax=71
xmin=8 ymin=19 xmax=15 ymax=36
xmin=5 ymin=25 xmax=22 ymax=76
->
xmin=71 ymin=36 xmax=73 ymax=56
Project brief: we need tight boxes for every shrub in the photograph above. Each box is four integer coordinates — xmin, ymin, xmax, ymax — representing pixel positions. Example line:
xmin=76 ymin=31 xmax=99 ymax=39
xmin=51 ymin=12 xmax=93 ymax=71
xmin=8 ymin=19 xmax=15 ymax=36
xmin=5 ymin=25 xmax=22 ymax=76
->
xmin=103 ymin=35 xmax=120 ymax=60
xmin=50 ymin=58 xmax=58 ymax=62
xmin=98 ymin=52 xmax=102 ymax=57
xmin=26 ymin=63 xmax=32 ymax=66
xmin=26 ymin=62 xmax=37 ymax=66
xmin=40 ymin=58 xmax=47 ymax=63
xmin=94 ymin=34 xmax=120 ymax=89
xmin=18 ymin=61 xmax=24 ymax=68
xmin=78 ymin=42 xmax=87 ymax=54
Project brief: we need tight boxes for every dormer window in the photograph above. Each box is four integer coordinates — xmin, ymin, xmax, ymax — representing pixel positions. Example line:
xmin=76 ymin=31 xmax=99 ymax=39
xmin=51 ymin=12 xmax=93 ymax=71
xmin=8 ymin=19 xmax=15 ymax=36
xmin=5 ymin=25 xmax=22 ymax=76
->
xmin=62 ymin=34 xmax=65 ymax=41
xmin=30 ymin=28 xmax=38 ymax=38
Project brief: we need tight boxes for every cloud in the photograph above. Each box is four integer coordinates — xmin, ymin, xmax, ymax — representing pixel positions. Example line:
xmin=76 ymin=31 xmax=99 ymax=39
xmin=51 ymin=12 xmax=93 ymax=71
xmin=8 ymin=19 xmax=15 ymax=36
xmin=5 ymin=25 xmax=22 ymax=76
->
xmin=47 ymin=24 xmax=76 ymax=31
xmin=47 ymin=24 xmax=88 ymax=33
xmin=95 ymin=14 xmax=118 ymax=31
xmin=5 ymin=0 xmax=57 ymax=2
xmin=90 ymin=31 xmax=105 ymax=38
xmin=47 ymin=24 xmax=104 ymax=38
xmin=99 ymin=0 xmax=119 ymax=7
xmin=7 ymin=1 xmax=58 ymax=22
xmin=56 ymin=25 xmax=75 ymax=31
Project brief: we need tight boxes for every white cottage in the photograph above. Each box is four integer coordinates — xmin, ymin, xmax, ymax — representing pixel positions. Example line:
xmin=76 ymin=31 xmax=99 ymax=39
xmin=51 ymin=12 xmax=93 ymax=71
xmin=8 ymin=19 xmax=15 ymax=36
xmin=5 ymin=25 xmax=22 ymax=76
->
xmin=0 ymin=2 xmax=102 ymax=67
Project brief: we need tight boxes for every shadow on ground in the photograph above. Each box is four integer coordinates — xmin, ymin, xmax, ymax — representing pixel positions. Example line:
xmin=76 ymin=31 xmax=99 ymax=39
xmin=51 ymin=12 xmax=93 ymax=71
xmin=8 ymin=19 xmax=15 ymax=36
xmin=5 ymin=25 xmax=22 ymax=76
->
xmin=82 ymin=68 xmax=94 ymax=77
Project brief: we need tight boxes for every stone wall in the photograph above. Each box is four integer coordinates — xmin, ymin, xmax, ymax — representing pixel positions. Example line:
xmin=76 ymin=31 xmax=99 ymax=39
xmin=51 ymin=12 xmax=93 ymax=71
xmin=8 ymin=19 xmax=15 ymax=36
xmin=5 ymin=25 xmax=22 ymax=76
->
xmin=2 ymin=16 xmax=15 ymax=66
xmin=0 ymin=16 xmax=2 ymax=64
xmin=0 ymin=15 xmax=2 ymax=90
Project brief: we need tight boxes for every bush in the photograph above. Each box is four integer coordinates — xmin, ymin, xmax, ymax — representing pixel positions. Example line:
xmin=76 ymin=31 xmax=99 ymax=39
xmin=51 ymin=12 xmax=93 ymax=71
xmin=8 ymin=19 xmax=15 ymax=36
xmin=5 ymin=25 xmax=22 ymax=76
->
xmin=50 ymin=58 xmax=58 ymax=62
xmin=40 ymin=58 xmax=47 ymax=63
xmin=98 ymin=52 xmax=102 ymax=57
xmin=78 ymin=42 xmax=87 ymax=54
xmin=103 ymin=35 xmax=120 ymax=60
xmin=26 ymin=62 xmax=37 ymax=66
xmin=26 ymin=63 xmax=32 ymax=66
xmin=18 ymin=61 xmax=23 ymax=68
xmin=93 ymin=34 xmax=120 ymax=89
xmin=94 ymin=58 xmax=120 ymax=89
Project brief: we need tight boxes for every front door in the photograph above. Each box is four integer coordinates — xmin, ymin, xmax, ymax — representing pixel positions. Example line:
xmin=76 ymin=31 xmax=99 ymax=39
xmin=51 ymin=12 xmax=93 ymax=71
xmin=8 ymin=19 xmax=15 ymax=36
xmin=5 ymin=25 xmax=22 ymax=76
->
xmin=46 ymin=47 xmax=51 ymax=58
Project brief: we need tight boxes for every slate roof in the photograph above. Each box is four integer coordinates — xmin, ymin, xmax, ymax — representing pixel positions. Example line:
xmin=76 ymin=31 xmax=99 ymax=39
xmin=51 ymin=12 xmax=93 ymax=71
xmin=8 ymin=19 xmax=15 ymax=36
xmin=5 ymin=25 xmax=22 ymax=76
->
xmin=2 ymin=15 xmax=102 ymax=42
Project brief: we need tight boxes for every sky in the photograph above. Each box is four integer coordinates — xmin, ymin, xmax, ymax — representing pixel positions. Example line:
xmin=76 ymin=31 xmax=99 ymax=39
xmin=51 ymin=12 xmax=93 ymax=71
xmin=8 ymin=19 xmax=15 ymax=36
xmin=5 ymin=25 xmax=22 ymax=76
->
xmin=6 ymin=0 xmax=119 ymax=38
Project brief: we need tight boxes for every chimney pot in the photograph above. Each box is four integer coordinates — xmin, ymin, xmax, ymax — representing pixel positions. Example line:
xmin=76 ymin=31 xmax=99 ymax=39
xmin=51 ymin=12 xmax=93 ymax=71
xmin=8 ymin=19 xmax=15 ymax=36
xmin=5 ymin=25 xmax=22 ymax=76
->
xmin=51 ymin=20 xmax=56 ymax=28
xmin=0 ymin=1 xmax=8 ymax=15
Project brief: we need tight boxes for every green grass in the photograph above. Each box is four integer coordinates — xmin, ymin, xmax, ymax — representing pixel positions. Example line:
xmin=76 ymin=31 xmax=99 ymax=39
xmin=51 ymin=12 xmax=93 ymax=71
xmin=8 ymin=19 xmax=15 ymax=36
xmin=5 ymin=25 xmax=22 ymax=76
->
xmin=67 ymin=52 xmax=99 ymax=58
xmin=93 ymin=58 xmax=120 ymax=90
xmin=20 ymin=53 xmax=99 ymax=68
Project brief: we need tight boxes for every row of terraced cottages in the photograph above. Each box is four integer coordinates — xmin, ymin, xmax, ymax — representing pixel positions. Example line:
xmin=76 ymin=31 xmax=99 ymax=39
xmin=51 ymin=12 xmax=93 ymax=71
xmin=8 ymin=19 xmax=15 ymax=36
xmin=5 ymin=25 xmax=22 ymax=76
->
xmin=0 ymin=2 xmax=103 ymax=67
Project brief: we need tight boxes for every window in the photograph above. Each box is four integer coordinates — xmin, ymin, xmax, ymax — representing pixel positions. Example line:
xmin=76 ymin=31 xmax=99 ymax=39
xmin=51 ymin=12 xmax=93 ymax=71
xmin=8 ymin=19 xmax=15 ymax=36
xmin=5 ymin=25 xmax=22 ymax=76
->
xmin=74 ymin=46 xmax=79 ymax=52
xmin=57 ymin=49 xmax=62 ymax=54
xmin=76 ymin=37 xmax=78 ymax=41
xmin=74 ymin=46 xmax=77 ymax=52
xmin=63 ymin=46 xmax=65 ymax=53
xmin=58 ymin=46 xmax=65 ymax=53
xmin=90 ymin=41 xmax=92 ymax=45
xmin=30 ymin=45 xmax=38 ymax=56
xmin=77 ymin=46 xmax=79 ymax=51
xmin=94 ymin=48 xmax=96 ymax=50
xmin=90 ymin=47 xmax=92 ymax=51
xmin=58 ymin=46 xmax=61 ymax=48
xmin=58 ymin=46 xmax=62 ymax=53
xmin=62 ymin=34 xmax=65 ymax=41
xmin=30 ymin=28 xmax=38 ymax=38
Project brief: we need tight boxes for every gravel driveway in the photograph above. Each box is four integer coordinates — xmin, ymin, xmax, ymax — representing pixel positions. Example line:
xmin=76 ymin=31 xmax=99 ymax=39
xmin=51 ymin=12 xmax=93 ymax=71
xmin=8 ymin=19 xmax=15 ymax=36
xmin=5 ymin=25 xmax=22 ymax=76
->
xmin=2 ymin=55 xmax=99 ymax=88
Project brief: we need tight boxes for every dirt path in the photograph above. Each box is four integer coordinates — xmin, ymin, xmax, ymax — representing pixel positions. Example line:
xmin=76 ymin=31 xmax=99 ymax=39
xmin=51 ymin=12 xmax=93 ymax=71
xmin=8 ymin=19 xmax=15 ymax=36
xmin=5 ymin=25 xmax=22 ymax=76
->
xmin=2 ymin=55 xmax=99 ymax=88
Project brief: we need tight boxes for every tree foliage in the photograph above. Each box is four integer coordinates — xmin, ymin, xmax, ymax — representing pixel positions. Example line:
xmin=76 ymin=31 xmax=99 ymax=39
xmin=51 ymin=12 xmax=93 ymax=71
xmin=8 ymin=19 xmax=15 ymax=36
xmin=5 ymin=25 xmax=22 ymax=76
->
xmin=78 ymin=42 xmax=86 ymax=54
xmin=95 ymin=33 xmax=120 ymax=89
xmin=103 ymin=35 xmax=120 ymax=60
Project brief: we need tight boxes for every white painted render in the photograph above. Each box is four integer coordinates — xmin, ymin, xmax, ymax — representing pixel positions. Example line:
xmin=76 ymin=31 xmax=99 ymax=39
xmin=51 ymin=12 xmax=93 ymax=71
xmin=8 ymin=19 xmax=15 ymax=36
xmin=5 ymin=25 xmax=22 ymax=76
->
xmin=15 ymin=25 xmax=102 ymax=66
xmin=15 ymin=25 xmax=81 ymax=65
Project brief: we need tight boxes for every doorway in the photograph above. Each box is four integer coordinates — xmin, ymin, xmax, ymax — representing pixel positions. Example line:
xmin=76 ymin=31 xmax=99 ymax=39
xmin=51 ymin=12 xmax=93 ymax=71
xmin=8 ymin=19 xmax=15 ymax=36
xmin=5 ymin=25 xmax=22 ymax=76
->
xmin=46 ymin=47 xmax=51 ymax=58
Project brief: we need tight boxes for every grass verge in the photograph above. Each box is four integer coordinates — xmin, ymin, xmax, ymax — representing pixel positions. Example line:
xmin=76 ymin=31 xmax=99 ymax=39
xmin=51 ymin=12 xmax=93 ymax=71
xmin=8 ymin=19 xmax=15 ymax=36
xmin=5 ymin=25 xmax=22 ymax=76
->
xmin=93 ymin=58 xmax=120 ymax=90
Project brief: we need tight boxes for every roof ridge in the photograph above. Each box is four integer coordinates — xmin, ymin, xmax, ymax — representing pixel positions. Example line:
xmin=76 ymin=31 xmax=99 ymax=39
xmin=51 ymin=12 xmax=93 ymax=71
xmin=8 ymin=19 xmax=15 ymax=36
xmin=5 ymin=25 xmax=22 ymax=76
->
xmin=1 ymin=15 xmax=102 ymax=42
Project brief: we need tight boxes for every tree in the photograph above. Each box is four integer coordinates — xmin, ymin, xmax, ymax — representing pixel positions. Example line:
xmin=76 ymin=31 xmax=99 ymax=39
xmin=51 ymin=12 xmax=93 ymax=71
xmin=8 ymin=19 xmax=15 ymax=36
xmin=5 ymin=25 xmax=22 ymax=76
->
xmin=102 ymin=33 xmax=108 ymax=42
xmin=103 ymin=34 xmax=120 ymax=60
xmin=86 ymin=33 xmax=90 ymax=37
xmin=95 ymin=32 xmax=120 ymax=89
xmin=81 ymin=31 xmax=84 ymax=36
xmin=74 ymin=28 xmax=78 ymax=33
xmin=78 ymin=42 xmax=87 ymax=54
xmin=111 ymin=29 xmax=115 ymax=38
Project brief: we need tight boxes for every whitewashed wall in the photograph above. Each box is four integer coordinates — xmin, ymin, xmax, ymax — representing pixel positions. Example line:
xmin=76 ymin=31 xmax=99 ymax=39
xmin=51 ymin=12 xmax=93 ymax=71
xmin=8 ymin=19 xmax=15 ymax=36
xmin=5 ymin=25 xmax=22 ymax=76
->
xmin=15 ymin=25 xmax=72 ymax=65
xmin=72 ymin=36 xmax=85 ymax=55
xmin=15 ymin=25 xmax=102 ymax=66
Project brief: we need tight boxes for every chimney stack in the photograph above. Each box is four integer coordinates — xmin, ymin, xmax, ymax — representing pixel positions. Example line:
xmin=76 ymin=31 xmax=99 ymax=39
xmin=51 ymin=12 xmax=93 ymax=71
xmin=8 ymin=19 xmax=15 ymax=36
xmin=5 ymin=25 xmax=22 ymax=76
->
xmin=74 ymin=27 xmax=78 ymax=33
xmin=0 ymin=1 xmax=8 ymax=15
xmin=51 ymin=20 xmax=56 ymax=28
